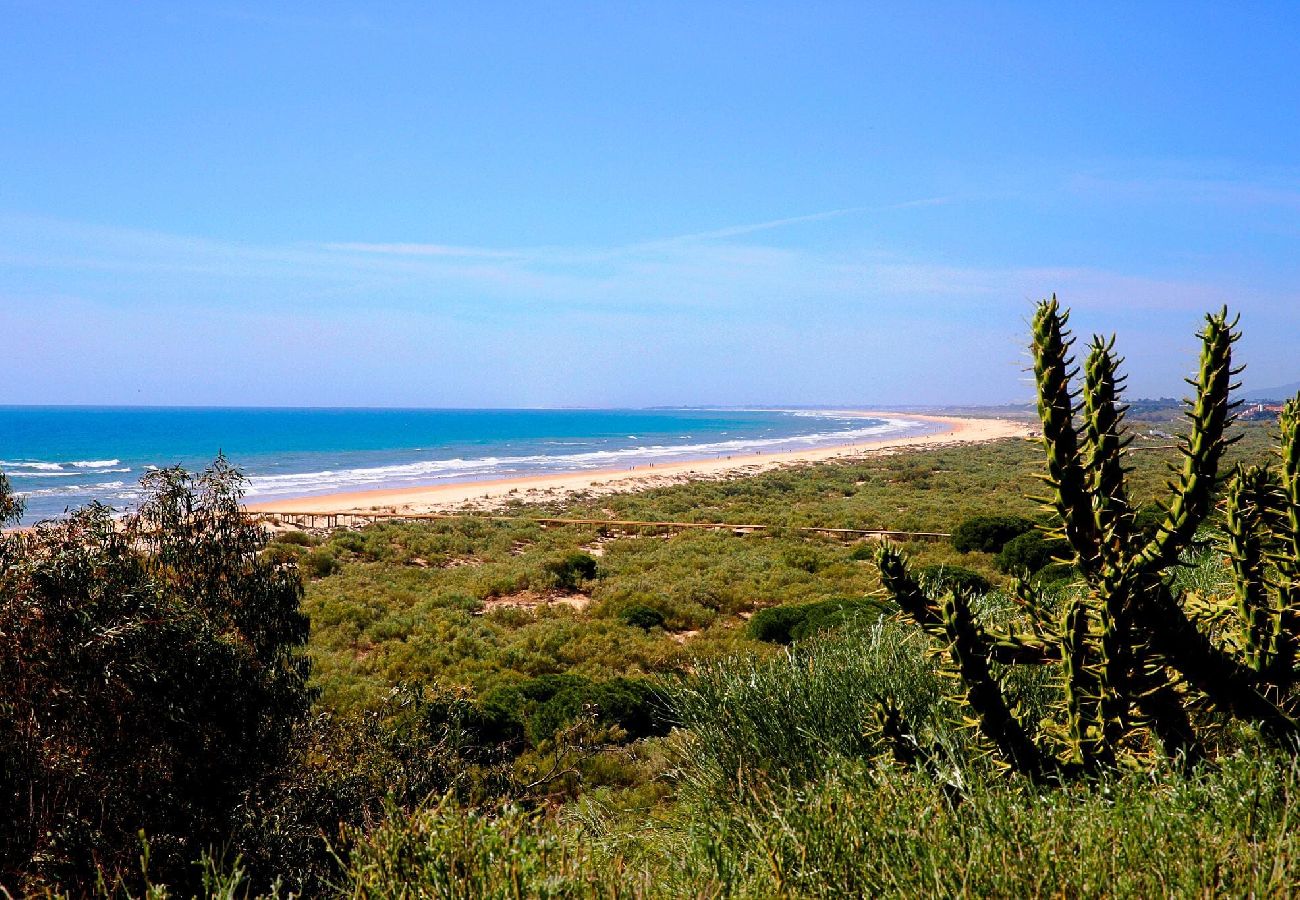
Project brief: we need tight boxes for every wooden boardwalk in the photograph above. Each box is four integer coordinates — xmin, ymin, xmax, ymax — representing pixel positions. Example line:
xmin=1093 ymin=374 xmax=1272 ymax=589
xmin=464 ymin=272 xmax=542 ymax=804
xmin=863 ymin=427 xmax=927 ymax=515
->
xmin=249 ymin=509 xmax=950 ymax=543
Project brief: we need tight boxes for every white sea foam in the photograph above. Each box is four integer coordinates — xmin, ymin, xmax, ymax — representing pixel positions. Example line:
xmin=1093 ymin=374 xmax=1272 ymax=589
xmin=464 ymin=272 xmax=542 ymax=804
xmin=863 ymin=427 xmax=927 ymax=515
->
xmin=17 ymin=480 xmax=131 ymax=498
xmin=241 ymin=417 xmax=927 ymax=498
xmin=2 ymin=459 xmax=125 ymax=472
xmin=0 ymin=460 xmax=65 ymax=471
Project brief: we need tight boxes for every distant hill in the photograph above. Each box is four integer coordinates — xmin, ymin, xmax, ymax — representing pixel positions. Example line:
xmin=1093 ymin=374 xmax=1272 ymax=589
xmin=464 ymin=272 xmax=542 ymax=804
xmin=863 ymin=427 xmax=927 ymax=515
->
xmin=1243 ymin=382 xmax=1300 ymax=402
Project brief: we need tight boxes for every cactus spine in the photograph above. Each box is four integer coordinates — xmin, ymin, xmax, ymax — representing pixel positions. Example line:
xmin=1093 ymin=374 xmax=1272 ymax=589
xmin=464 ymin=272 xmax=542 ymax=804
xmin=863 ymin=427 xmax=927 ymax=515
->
xmin=878 ymin=299 xmax=1300 ymax=776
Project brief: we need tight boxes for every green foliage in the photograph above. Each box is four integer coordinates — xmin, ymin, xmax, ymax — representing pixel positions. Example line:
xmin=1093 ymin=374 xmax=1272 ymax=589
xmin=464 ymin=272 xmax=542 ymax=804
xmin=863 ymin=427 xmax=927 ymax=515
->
xmin=273 ymin=529 xmax=319 ymax=547
xmin=302 ymin=546 xmax=339 ymax=578
xmin=672 ymin=621 xmax=942 ymax=786
xmin=848 ymin=541 xmax=878 ymax=560
xmin=542 ymin=550 xmax=598 ymax=591
xmin=747 ymin=596 xmax=890 ymax=645
xmin=619 ymin=604 xmax=666 ymax=630
xmin=994 ymin=530 xmax=1068 ymax=576
xmin=950 ymin=514 xmax=1036 ymax=553
xmin=343 ymin=796 xmax=633 ymax=898
xmin=0 ymin=457 xmax=312 ymax=893
xmin=668 ymin=752 xmax=1300 ymax=898
xmin=479 ymin=674 xmax=669 ymax=748
xmin=0 ymin=471 xmax=23 ymax=527
xmin=879 ymin=298 xmax=1300 ymax=778
xmin=915 ymin=563 xmax=991 ymax=596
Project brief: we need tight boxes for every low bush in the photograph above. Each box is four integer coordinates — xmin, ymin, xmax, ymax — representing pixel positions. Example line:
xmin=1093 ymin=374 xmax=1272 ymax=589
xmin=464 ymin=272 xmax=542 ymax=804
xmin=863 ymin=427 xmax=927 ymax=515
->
xmin=478 ymin=674 xmax=669 ymax=748
xmin=302 ymin=547 xmax=339 ymax=578
xmin=748 ymin=597 xmax=890 ymax=645
xmin=620 ymin=604 xmax=666 ymax=630
xmin=746 ymin=604 xmax=806 ymax=644
xmin=848 ymin=542 xmax=877 ymax=561
xmin=915 ymin=563 xmax=991 ymax=595
xmin=261 ymin=541 xmax=306 ymax=566
xmin=950 ymin=514 xmax=1036 ymax=554
xmin=541 ymin=551 xmax=599 ymax=591
xmin=995 ymin=530 xmax=1068 ymax=576
xmin=274 ymin=530 xmax=318 ymax=547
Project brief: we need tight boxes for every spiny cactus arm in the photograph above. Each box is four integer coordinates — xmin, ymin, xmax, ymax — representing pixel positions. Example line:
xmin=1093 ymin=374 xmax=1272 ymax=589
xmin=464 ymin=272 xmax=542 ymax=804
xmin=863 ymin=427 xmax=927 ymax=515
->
xmin=1130 ymin=670 xmax=1203 ymax=767
xmin=1273 ymin=395 xmax=1300 ymax=686
xmin=986 ymin=631 xmax=1063 ymax=665
xmin=877 ymin=543 xmax=944 ymax=633
xmin=872 ymin=700 xmax=920 ymax=767
xmin=1225 ymin=465 xmax=1276 ymax=672
xmin=1138 ymin=578 xmax=1298 ymax=740
xmin=1083 ymin=334 xmax=1135 ymax=573
xmin=1061 ymin=597 xmax=1109 ymax=769
xmin=877 ymin=544 xmax=1061 ymax=664
xmin=1096 ymin=578 xmax=1133 ymax=757
xmin=941 ymin=591 xmax=1050 ymax=779
xmin=1136 ymin=309 xmax=1242 ymax=573
xmin=1031 ymin=297 xmax=1097 ymax=568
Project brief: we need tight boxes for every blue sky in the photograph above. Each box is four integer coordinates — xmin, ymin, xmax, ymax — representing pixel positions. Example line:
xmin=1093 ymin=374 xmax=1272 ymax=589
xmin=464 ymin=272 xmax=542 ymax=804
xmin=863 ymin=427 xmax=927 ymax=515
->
xmin=3 ymin=1 xmax=1298 ymax=407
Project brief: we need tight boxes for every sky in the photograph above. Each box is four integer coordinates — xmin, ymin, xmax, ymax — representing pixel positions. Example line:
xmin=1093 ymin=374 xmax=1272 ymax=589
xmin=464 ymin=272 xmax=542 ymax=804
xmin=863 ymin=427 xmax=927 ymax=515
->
xmin=2 ymin=2 xmax=1299 ymax=408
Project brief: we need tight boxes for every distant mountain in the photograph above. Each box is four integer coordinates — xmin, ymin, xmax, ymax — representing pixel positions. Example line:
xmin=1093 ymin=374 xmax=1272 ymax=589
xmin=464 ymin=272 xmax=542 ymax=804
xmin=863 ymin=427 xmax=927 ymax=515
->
xmin=1243 ymin=382 xmax=1300 ymax=402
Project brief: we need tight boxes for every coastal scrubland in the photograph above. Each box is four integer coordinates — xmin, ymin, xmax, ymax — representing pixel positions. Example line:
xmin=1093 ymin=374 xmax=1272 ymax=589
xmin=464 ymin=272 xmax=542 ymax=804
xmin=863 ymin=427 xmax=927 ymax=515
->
xmin=4 ymin=323 xmax=1299 ymax=895
xmin=7 ymin=410 xmax=1294 ymax=896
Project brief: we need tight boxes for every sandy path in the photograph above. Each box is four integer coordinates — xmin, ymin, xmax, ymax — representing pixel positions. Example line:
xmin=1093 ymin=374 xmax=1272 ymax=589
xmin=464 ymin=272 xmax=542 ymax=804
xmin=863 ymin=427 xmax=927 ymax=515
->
xmin=246 ymin=412 xmax=1030 ymax=516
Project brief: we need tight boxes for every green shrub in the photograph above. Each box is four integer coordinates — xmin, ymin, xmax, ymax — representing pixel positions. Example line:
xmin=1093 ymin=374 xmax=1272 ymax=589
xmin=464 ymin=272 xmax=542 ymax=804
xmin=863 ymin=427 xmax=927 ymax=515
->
xmin=748 ymin=597 xmax=890 ymax=645
xmin=302 ymin=547 xmax=339 ymax=578
xmin=916 ymin=563 xmax=992 ymax=595
xmin=672 ymin=621 xmax=941 ymax=784
xmin=329 ymin=530 xmax=367 ymax=554
xmin=344 ymin=797 xmax=632 ymax=898
xmin=274 ymin=530 xmax=318 ymax=547
xmin=748 ymin=604 xmax=812 ymax=644
xmin=951 ymin=515 xmax=1037 ymax=553
xmin=541 ymin=551 xmax=598 ymax=591
xmin=261 ymin=541 xmax=306 ymax=566
xmin=849 ymin=542 xmax=877 ymax=561
xmin=479 ymin=674 xmax=669 ymax=748
xmin=0 ymin=458 xmax=311 ymax=891
xmin=781 ymin=545 xmax=825 ymax=573
xmin=1133 ymin=503 xmax=1165 ymax=541
xmin=994 ymin=530 xmax=1067 ymax=575
xmin=620 ymin=604 xmax=666 ymax=631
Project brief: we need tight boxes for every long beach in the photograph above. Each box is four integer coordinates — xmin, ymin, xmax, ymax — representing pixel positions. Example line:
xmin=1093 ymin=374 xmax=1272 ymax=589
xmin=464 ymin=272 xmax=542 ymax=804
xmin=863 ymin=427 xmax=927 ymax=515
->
xmin=246 ymin=412 xmax=1030 ymax=516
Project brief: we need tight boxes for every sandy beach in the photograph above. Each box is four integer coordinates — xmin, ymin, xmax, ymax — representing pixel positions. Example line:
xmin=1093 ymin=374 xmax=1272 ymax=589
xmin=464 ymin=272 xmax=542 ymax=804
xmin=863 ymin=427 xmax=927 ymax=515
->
xmin=246 ymin=412 xmax=1031 ymax=516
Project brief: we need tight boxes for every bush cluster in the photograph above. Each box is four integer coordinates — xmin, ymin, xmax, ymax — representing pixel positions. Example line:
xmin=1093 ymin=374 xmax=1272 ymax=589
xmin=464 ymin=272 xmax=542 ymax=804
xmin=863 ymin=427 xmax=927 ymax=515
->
xmin=748 ymin=596 xmax=891 ymax=645
xmin=950 ymin=514 xmax=1037 ymax=553
xmin=0 ymin=460 xmax=311 ymax=892
xmin=479 ymin=673 xmax=669 ymax=747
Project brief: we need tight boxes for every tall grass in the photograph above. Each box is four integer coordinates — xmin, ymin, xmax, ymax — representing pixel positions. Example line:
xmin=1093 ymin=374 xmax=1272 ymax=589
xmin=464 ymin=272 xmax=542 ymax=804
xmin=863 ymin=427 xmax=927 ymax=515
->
xmin=667 ymin=618 xmax=942 ymax=789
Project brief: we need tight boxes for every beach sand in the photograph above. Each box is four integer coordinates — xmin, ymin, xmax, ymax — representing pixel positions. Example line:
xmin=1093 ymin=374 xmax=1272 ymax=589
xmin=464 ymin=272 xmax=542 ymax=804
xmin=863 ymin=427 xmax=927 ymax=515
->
xmin=246 ymin=412 xmax=1032 ymax=517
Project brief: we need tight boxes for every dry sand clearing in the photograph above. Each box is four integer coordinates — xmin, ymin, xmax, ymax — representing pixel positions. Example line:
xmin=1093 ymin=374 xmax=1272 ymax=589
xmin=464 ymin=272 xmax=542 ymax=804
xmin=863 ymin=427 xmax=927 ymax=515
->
xmin=247 ymin=412 xmax=1031 ymax=516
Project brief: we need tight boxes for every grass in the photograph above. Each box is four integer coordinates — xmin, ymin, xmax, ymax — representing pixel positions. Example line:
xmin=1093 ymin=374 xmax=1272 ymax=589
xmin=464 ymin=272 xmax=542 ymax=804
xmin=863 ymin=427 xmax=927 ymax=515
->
xmin=101 ymin=416 xmax=1296 ymax=897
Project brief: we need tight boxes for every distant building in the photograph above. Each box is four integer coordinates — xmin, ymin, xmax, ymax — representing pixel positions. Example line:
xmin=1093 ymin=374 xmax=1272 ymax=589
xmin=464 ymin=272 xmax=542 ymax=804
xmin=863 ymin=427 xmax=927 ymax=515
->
xmin=1242 ymin=403 xmax=1284 ymax=422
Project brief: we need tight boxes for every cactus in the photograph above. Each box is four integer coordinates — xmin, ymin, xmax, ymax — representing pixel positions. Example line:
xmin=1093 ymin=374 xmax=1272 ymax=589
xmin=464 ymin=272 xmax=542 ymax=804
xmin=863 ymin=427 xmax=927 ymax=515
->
xmin=878 ymin=298 xmax=1300 ymax=776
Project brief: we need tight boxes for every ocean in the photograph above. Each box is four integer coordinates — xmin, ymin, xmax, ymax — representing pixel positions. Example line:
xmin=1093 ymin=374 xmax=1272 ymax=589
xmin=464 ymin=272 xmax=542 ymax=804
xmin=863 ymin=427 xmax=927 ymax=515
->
xmin=0 ymin=407 xmax=936 ymax=523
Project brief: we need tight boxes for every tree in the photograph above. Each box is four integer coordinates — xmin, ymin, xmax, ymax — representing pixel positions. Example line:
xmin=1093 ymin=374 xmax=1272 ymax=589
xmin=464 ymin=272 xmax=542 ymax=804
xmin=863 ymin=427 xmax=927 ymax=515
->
xmin=0 ymin=457 xmax=312 ymax=892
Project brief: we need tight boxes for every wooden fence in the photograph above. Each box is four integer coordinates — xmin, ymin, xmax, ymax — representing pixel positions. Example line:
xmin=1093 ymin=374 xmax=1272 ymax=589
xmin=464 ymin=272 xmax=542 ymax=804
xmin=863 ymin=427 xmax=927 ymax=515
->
xmin=248 ymin=509 xmax=950 ymax=543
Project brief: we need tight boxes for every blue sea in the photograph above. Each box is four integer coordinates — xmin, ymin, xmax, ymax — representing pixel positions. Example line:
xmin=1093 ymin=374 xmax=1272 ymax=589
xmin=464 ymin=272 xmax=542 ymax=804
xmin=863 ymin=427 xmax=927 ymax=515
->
xmin=0 ymin=407 xmax=935 ymax=523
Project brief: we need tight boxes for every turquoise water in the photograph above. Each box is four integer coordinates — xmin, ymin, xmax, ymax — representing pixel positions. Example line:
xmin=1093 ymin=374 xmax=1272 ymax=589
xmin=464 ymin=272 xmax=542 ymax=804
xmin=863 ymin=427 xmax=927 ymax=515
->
xmin=0 ymin=407 xmax=934 ymax=522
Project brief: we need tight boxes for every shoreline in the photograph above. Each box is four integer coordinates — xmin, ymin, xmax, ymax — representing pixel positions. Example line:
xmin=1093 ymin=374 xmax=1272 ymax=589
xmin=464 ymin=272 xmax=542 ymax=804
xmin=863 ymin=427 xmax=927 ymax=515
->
xmin=246 ymin=412 xmax=1031 ymax=516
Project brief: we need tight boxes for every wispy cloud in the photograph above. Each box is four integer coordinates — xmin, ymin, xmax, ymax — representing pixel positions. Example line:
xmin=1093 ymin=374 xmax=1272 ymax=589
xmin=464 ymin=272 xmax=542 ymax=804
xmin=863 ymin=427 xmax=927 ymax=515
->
xmin=634 ymin=197 xmax=953 ymax=245
xmin=320 ymin=242 xmax=529 ymax=260
xmin=4 ymin=203 xmax=1297 ymax=406
xmin=321 ymin=197 xmax=957 ymax=265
